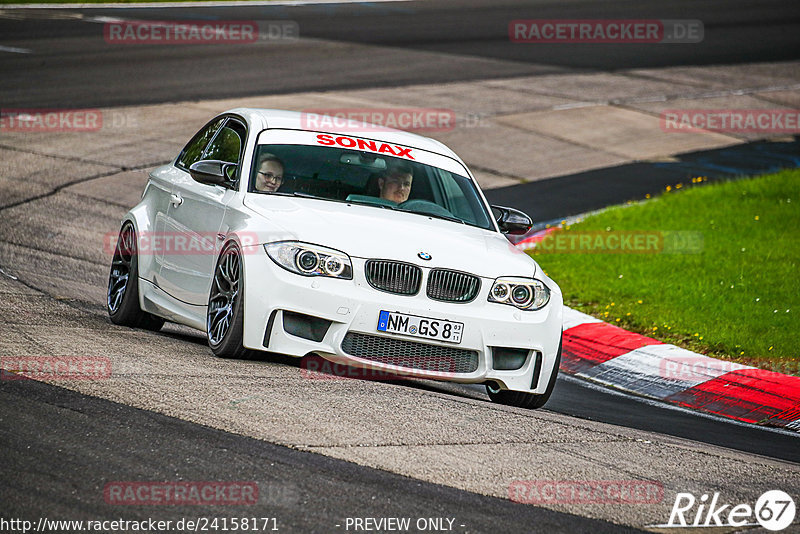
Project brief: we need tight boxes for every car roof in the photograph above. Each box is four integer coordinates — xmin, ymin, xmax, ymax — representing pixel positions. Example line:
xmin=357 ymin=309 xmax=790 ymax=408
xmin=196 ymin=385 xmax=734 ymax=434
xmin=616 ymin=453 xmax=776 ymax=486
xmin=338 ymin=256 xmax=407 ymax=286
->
xmin=226 ymin=108 xmax=464 ymax=164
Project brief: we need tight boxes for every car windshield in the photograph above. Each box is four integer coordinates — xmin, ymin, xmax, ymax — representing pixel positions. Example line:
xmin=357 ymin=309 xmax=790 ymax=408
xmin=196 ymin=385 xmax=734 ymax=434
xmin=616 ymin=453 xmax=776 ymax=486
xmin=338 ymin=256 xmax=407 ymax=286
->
xmin=249 ymin=144 xmax=494 ymax=230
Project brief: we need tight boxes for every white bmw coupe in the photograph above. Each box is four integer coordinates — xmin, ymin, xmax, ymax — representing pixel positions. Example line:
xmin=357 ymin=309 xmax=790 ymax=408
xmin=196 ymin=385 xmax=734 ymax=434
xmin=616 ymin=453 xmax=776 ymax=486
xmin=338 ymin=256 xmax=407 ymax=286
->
xmin=107 ymin=109 xmax=563 ymax=408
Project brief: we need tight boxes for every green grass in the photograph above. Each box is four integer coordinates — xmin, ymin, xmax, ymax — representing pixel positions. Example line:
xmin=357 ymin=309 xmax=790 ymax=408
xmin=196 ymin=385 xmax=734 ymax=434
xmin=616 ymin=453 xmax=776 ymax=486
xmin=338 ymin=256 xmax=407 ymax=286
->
xmin=532 ymin=169 xmax=800 ymax=373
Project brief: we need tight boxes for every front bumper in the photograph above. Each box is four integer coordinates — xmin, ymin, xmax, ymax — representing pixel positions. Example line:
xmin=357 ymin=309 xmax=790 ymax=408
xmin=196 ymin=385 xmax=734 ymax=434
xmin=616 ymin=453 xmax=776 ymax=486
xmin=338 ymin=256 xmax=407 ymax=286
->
xmin=241 ymin=245 xmax=563 ymax=394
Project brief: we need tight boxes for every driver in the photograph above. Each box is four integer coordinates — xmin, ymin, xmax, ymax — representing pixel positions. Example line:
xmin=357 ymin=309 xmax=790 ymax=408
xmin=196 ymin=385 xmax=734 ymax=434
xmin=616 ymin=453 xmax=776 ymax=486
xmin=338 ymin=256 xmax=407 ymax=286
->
xmin=254 ymin=153 xmax=284 ymax=192
xmin=378 ymin=164 xmax=413 ymax=204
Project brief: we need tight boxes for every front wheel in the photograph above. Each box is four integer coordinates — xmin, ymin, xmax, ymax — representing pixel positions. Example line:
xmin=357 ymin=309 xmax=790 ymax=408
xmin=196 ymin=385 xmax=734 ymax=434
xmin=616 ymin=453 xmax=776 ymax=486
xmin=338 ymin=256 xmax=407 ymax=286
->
xmin=486 ymin=336 xmax=562 ymax=409
xmin=107 ymin=222 xmax=165 ymax=331
xmin=207 ymin=241 xmax=251 ymax=359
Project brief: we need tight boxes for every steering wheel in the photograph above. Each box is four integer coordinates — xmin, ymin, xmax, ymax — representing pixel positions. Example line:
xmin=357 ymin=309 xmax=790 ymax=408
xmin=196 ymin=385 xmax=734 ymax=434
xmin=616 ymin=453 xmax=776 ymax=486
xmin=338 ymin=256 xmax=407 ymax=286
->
xmin=398 ymin=199 xmax=455 ymax=218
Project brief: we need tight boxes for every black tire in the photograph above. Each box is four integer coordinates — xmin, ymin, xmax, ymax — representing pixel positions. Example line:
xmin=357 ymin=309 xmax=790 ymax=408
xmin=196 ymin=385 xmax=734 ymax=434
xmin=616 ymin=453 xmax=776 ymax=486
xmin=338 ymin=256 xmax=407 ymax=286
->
xmin=107 ymin=222 xmax=165 ymax=331
xmin=207 ymin=241 xmax=251 ymax=359
xmin=486 ymin=335 xmax=562 ymax=409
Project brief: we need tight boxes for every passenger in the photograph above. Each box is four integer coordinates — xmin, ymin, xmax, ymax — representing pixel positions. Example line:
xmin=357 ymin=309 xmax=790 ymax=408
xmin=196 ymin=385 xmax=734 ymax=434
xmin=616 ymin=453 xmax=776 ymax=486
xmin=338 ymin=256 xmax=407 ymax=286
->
xmin=377 ymin=164 xmax=413 ymax=204
xmin=254 ymin=153 xmax=284 ymax=192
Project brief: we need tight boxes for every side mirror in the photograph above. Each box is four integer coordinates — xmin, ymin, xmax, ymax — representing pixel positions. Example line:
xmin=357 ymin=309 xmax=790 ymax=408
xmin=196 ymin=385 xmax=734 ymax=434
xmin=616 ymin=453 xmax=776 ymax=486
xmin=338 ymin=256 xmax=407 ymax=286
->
xmin=492 ymin=205 xmax=533 ymax=235
xmin=189 ymin=160 xmax=236 ymax=186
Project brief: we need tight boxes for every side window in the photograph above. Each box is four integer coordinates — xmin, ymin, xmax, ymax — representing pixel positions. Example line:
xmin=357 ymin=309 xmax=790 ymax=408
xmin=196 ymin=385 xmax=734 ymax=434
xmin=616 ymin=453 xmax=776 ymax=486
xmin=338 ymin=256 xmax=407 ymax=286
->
xmin=203 ymin=122 xmax=244 ymax=165
xmin=176 ymin=118 xmax=225 ymax=170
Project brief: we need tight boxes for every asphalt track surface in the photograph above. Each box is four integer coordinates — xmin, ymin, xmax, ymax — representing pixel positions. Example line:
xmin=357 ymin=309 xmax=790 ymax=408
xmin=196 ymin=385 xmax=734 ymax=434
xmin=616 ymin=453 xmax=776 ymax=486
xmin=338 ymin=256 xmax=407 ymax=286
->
xmin=1 ymin=0 xmax=800 ymax=531
xmin=1 ymin=377 xmax=638 ymax=533
xmin=0 ymin=0 xmax=798 ymax=108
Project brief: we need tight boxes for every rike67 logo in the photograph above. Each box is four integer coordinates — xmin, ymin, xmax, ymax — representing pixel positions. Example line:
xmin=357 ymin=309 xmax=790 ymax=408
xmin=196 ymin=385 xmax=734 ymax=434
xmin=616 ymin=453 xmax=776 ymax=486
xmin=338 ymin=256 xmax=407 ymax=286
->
xmin=663 ymin=490 xmax=796 ymax=531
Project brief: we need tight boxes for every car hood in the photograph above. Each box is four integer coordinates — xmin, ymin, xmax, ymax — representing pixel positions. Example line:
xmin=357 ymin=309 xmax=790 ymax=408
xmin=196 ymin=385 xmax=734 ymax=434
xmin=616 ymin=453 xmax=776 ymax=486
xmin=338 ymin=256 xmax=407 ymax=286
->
xmin=241 ymin=195 xmax=537 ymax=279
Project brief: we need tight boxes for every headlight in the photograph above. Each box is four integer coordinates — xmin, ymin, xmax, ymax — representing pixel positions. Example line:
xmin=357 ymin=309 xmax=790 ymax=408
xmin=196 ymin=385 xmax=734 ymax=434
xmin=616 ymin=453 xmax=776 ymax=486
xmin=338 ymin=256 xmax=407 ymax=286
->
xmin=265 ymin=242 xmax=353 ymax=279
xmin=488 ymin=277 xmax=550 ymax=310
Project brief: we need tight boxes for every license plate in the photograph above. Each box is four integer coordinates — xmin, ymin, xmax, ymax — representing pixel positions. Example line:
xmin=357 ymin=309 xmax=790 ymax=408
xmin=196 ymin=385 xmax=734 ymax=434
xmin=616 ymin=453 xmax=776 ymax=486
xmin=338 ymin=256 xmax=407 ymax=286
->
xmin=377 ymin=311 xmax=463 ymax=344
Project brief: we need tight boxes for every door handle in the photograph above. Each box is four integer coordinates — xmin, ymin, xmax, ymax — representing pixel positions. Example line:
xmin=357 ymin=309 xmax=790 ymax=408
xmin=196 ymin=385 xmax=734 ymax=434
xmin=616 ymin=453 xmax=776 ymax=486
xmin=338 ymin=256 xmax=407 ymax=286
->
xmin=170 ymin=193 xmax=183 ymax=207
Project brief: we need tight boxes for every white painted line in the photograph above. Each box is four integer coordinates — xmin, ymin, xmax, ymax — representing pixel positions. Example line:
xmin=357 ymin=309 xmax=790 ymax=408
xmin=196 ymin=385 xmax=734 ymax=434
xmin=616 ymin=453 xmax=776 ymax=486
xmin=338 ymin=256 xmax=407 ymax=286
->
xmin=84 ymin=16 xmax=126 ymax=24
xmin=0 ymin=267 xmax=19 ymax=280
xmin=2 ymin=0 xmax=408 ymax=9
xmin=0 ymin=45 xmax=32 ymax=54
xmin=544 ymin=83 xmax=800 ymax=111
xmin=613 ymin=95 xmax=668 ymax=104
xmin=551 ymin=102 xmax=601 ymax=111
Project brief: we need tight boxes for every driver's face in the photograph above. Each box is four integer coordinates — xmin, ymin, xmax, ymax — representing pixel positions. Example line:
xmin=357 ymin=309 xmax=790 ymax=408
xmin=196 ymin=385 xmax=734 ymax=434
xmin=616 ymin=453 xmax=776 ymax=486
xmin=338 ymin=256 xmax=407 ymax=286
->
xmin=255 ymin=160 xmax=283 ymax=192
xmin=379 ymin=173 xmax=413 ymax=203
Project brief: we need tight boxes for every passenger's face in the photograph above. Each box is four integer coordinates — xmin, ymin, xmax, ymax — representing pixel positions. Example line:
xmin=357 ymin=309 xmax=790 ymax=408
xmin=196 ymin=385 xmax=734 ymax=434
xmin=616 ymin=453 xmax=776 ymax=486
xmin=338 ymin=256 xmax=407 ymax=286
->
xmin=256 ymin=160 xmax=283 ymax=192
xmin=379 ymin=173 xmax=413 ymax=203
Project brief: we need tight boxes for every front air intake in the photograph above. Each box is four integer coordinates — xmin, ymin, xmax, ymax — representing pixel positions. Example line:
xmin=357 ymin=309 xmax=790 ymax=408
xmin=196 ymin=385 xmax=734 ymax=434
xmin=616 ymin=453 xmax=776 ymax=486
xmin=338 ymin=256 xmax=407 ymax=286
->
xmin=341 ymin=332 xmax=479 ymax=373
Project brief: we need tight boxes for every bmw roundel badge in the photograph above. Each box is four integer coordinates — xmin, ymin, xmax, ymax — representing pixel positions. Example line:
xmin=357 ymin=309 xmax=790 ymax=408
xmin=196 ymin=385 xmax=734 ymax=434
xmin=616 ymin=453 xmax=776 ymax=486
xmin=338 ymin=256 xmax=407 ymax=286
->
xmin=418 ymin=252 xmax=432 ymax=261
